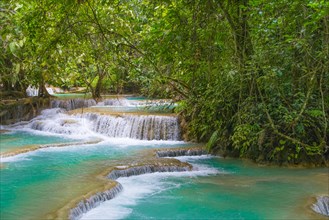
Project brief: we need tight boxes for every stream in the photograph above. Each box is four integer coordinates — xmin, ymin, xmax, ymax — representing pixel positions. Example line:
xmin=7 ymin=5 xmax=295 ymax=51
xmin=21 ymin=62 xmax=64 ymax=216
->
xmin=0 ymin=96 xmax=328 ymax=219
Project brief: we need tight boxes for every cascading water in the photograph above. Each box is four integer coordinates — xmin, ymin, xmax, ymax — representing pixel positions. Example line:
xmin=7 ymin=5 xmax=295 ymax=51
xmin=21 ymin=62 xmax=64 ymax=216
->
xmin=17 ymin=108 xmax=94 ymax=138
xmin=2 ymin=97 xmax=328 ymax=220
xmin=46 ymin=88 xmax=54 ymax=95
xmin=312 ymin=196 xmax=329 ymax=217
xmin=7 ymin=106 xmax=181 ymax=141
xmin=69 ymin=184 xmax=123 ymax=220
xmin=82 ymin=113 xmax=181 ymax=140
xmin=26 ymin=86 xmax=39 ymax=96
xmin=26 ymin=86 xmax=54 ymax=96
xmin=51 ymin=99 xmax=96 ymax=111
xmin=70 ymin=163 xmax=192 ymax=220
xmin=97 ymin=98 xmax=130 ymax=106
xmin=107 ymin=165 xmax=191 ymax=180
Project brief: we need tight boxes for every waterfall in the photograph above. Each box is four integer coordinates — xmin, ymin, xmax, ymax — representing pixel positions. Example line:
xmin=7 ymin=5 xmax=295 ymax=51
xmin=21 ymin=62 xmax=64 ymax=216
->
xmin=69 ymin=183 xmax=123 ymax=220
xmin=97 ymin=98 xmax=130 ymax=106
xmin=46 ymin=87 xmax=54 ymax=95
xmin=11 ymin=109 xmax=181 ymax=141
xmin=312 ymin=196 xmax=329 ymax=216
xmin=51 ymin=99 xmax=96 ymax=111
xmin=26 ymin=86 xmax=39 ymax=97
xmin=156 ymin=148 xmax=207 ymax=158
xmin=20 ymin=108 xmax=94 ymax=137
xmin=107 ymin=165 xmax=191 ymax=180
xmin=26 ymin=86 xmax=55 ymax=96
xmin=83 ymin=113 xmax=181 ymax=140
xmin=69 ymin=164 xmax=191 ymax=220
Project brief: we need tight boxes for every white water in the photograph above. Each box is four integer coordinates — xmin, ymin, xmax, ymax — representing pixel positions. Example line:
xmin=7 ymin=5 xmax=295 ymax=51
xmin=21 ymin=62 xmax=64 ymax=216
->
xmin=47 ymin=87 xmax=54 ymax=95
xmin=26 ymin=86 xmax=39 ymax=96
xmin=312 ymin=196 xmax=329 ymax=216
xmin=26 ymin=86 xmax=54 ymax=96
xmin=81 ymin=157 xmax=221 ymax=220
xmin=7 ymin=108 xmax=96 ymax=140
xmin=95 ymin=98 xmax=175 ymax=108
xmin=97 ymin=98 xmax=130 ymax=106
xmin=70 ymin=184 xmax=124 ymax=220
xmin=1 ymin=107 xmax=185 ymax=164
xmin=82 ymin=113 xmax=180 ymax=140
xmin=1 ymin=102 xmax=206 ymax=220
xmin=4 ymin=108 xmax=181 ymax=141
xmin=51 ymin=99 xmax=97 ymax=110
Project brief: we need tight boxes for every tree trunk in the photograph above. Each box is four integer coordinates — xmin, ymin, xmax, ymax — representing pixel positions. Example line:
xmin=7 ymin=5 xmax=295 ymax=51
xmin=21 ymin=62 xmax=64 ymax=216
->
xmin=38 ymin=76 xmax=51 ymax=98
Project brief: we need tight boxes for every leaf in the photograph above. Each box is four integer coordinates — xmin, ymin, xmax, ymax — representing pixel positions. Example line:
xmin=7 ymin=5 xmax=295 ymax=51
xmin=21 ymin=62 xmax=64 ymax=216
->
xmin=9 ymin=42 xmax=16 ymax=53
xmin=15 ymin=63 xmax=20 ymax=74
xmin=206 ymin=130 xmax=219 ymax=152
xmin=307 ymin=109 xmax=323 ymax=117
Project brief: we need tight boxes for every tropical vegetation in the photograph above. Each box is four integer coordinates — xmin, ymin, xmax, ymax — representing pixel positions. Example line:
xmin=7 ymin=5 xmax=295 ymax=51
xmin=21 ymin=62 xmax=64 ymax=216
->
xmin=1 ymin=0 xmax=328 ymax=165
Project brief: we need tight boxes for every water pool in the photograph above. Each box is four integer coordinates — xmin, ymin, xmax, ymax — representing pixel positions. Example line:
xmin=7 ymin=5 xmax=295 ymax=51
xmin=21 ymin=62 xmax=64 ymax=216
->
xmin=0 ymin=103 xmax=327 ymax=220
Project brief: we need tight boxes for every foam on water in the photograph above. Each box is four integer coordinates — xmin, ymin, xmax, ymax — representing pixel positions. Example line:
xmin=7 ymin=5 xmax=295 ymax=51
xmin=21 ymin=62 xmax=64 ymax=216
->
xmin=0 ymin=153 xmax=32 ymax=163
xmin=173 ymin=155 xmax=219 ymax=162
xmin=5 ymin=107 xmax=181 ymax=142
xmin=312 ymin=196 xmax=329 ymax=216
xmin=81 ymin=159 xmax=222 ymax=220
xmin=82 ymin=113 xmax=180 ymax=140
xmin=6 ymin=108 xmax=98 ymax=140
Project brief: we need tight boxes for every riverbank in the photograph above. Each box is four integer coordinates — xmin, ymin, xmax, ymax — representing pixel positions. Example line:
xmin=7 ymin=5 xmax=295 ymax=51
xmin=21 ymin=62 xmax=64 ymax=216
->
xmin=0 ymin=97 xmax=50 ymax=125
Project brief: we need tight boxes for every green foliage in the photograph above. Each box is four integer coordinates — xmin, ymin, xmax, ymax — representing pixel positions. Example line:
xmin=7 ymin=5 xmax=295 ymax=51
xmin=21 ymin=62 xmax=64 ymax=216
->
xmin=206 ymin=130 xmax=219 ymax=153
xmin=1 ymin=0 xmax=328 ymax=164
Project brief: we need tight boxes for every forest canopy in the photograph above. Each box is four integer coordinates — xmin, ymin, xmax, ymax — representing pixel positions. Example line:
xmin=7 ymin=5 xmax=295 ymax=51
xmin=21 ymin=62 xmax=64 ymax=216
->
xmin=1 ymin=0 xmax=328 ymax=165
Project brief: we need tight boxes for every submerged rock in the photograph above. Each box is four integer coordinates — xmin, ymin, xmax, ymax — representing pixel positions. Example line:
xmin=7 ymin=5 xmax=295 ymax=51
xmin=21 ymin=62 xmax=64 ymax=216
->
xmin=312 ymin=196 xmax=329 ymax=217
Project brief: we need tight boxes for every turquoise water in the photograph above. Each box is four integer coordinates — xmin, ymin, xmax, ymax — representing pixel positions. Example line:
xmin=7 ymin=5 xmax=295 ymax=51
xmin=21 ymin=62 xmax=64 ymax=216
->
xmin=0 ymin=131 xmax=75 ymax=154
xmin=0 ymin=138 xmax=189 ymax=219
xmin=126 ymin=158 xmax=327 ymax=220
xmin=0 ymin=103 xmax=327 ymax=220
xmin=1 ymin=135 xmax=327 ymax=220
xmin=82 ymin=156 xmax=328 ymax=220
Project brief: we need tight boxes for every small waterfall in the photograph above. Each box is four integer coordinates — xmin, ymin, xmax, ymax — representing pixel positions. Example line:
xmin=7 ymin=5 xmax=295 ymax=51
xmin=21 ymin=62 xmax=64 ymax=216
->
xmin=312 ymin=196 xmax=329 ymax=216
xmin=107 ymin=165 xmax=191 ymax=180
xmin=26 ymin=86 xmax=38 ymax=96
xmin=156 ymin=148 xmax=207 ymax=158
xmin=46 ymin=87 xmax=54 ymax=95
xmin=69 ymin=164 xmax=191 ymax=220
xmin=27 ymin=115 xmax=94 ymax=137
xmin=97 ymin=98 xmax=130 ymax=106
xmin=83 ymin=113 xmax=181 ymax=140
xmin=69 ymin=183 xmax=123 ymax=220
xmin=11 ymin=109 xmax=180 ymax=140
xmin=20 ymin=108 xmax=94 ymax=137
xmin=26 ymin=86 xmax=55 ymax=96
xmin=51 ymin=99 xmax=96 ymax=111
